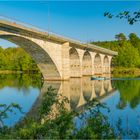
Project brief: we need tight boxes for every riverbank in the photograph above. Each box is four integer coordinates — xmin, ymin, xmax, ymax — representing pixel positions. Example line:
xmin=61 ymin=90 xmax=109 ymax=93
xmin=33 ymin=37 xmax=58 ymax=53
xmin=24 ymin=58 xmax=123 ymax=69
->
xmin=0 ymin=70 xmax=40 ymax=74
xmin=112 ymin=67 xmax=140 ymax=77
xmin=1 ymin=68 xmax=140 ymax=77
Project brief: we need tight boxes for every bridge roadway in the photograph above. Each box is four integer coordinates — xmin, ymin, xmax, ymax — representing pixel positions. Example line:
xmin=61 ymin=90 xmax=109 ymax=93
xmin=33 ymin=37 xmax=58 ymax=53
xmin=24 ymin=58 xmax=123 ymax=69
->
xmin=0 ymin=19 xmax=118 ymax=81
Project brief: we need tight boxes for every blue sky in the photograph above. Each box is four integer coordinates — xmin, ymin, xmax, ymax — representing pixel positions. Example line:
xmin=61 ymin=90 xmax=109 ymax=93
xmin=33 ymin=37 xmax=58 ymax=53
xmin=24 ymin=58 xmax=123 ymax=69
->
xmin=0 ymin=1 xmax=140 ymax=47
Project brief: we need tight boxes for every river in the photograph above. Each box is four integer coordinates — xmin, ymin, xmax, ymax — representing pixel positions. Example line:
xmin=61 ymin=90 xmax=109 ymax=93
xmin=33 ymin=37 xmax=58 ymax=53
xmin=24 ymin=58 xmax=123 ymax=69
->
xmin=0 ymin=74 xmax=140 ymax=138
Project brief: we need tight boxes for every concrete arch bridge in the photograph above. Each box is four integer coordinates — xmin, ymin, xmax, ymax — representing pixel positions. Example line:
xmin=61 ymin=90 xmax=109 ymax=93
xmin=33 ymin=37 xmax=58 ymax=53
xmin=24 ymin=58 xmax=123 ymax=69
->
xmin=0 ymin=19 xmax=117 ymax=80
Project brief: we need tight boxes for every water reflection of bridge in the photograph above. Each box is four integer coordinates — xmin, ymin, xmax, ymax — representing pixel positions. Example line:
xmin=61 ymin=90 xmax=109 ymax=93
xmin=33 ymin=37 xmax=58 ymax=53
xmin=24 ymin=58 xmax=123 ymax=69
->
xmin=41 ymin=76 xmax=115 ymax=111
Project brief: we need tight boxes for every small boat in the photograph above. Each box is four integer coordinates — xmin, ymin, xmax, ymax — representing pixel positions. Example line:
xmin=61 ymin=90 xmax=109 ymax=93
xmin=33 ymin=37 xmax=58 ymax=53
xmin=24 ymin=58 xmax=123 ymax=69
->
xmin=91 ymin=76 xmax=106 ymax=80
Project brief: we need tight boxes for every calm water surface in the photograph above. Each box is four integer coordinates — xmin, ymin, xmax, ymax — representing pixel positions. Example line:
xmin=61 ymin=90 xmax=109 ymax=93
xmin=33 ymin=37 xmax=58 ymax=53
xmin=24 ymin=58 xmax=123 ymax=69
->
xmin=0 ymin=74 xmax=140 ymax=138
xmin=0 ymin=74 xmax=41 ymax=126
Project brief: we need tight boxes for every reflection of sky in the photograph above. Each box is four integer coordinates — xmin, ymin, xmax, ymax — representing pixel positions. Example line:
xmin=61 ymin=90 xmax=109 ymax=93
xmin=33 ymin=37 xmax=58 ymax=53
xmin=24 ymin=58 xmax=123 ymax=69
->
xmin=0 ymin=87 xmax=40 ymax=126
xmin=74 ymin=84 xmax=140 ymax=139
xmin=102 ymin=91 xmax=140 ymax=138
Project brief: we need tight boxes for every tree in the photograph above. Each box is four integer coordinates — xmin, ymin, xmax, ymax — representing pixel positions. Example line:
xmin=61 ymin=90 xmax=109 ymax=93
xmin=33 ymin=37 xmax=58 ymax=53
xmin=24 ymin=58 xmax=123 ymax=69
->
xmin=115 ymin=33 xmax=127 ymax=47
xmin=115 ymin=33 xmax=127 ymax=41
xmin=129 ymin=33 xmax=139 ymax=44
xmin=114 ymin=41 xmax=140 ymax=67
xmin=0 ymin=47 xmax=6 ymax=70
xmin=128 ymin=33 xmax=140 ymax=55
xmin=0 ymin=46 xmax=39 ymax=72
xmin=91 ymin=33 xmax=140 ymax=68
xmin=104 ymin=11 xmax=140 ymax=25
xmin=129 ymin=33 xmax=140 ymax=47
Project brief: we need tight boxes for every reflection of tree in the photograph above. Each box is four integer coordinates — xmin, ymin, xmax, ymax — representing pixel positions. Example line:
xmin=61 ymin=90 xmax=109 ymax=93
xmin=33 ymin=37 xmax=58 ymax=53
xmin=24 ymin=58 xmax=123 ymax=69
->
xmin=116 ymin=98 xmax=127 ymax=110
xmin=130 ymin=96 xmax=140 ymax=109
xmin=0 ymin=74 xmax=42 ymax=90
xmin=114 ymin=80 xmax=140 ymax=109
xmin=0 ymin=103 xmax=22 ymax=128
xmin=94 ymin=81 xmax=102 ymax=97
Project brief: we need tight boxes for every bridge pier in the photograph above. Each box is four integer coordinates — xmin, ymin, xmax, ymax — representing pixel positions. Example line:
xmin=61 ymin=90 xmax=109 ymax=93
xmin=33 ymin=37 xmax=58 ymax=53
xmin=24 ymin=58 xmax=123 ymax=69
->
xmin=61 ymin=42 xmax=70 ymax=80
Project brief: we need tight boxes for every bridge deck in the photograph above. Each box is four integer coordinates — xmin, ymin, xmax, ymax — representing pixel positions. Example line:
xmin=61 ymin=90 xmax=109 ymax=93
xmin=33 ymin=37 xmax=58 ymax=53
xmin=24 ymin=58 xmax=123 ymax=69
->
xmin=0 ymin=19 xmax=118 ymax=56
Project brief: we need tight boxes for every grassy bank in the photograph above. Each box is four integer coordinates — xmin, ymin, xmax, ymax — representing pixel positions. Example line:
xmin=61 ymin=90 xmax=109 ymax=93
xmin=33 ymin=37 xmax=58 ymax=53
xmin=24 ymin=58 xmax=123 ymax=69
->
xmin=112 ymin=67 xmax=140 ymax=77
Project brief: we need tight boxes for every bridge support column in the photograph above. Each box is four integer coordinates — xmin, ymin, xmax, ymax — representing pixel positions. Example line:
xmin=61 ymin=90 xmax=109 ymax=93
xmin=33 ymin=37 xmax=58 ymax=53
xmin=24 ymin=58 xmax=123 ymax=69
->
xmin=61 ymin=42 xmax=70 ymax=80
xmin=76 ymin=49 xmax=85 ymax=77
xmin=108 ymin=56 xmax=113 ymax=74
xmin=90 ymin=52 xmax=96 ymax=75
xmin=100 ymin=54 xmax=105 ymax=75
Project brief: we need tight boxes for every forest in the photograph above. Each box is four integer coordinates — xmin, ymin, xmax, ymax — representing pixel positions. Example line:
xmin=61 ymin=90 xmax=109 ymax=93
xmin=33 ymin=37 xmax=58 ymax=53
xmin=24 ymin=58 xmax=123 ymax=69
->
xmin=0 ymin=47 xmax=38 ymax=72
xmin=92 ymin=33 xmax=140 ymax=68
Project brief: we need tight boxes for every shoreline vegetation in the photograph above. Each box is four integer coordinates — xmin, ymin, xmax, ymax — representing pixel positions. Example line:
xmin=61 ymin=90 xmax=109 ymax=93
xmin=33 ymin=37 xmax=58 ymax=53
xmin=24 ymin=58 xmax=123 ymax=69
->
xmin=1 ymin=67 xmax=140 ymax=78
xmin=1 ymin=68 xmax=140 ymax=77
xmin=0 ymin=47 xmax=39 ymax=72
xmin=0 ymin=70 xmax=39 ymax=74
xmin=112 ymin=67 xmax=140 ymax=77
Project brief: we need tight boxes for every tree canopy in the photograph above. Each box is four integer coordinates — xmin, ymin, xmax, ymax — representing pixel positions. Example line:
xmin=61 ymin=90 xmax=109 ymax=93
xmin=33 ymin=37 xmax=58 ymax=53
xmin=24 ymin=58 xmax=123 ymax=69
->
xmin=0 ymin=47 xmax=39 ymax=72
xmin=91 ymin=33 xmax=140 ymax=68
xmin=104 ymin=11 xmax=140 ymax=25
xmin=115 ymin=33 xmax=127 ymax=41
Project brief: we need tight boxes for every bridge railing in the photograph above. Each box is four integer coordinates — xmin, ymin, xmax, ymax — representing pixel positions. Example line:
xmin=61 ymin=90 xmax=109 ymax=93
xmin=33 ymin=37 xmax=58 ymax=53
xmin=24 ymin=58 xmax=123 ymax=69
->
xmin=0 ymin=15 xmax=118 ymax=55
xmin=0 ymin=15 xmax=84 ymax=44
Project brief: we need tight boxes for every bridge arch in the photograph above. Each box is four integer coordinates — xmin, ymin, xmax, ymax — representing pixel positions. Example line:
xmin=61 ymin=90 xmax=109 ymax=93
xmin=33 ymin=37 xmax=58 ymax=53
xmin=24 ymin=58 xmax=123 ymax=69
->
xmin=69 ymin=48 xmax=81 ymax=77
xmin=70 ymin=78 xmax=81 ymax=110
xmin=94 ymin=81 xmax=102 ymax=97
xmin=103 ymin=80 xmax=109 ymax=93
xmin=103 ymin=55 xmax=109 ymax=74
xmin=82 ymin=51 xmax=92 ymax=76
xmin=82 ymin=77 xmax=92 ymax=102
xmin=94 ymin=54 xmax=102 ymax=74
xmin=0 ymin=34 xmax=61 ymax=80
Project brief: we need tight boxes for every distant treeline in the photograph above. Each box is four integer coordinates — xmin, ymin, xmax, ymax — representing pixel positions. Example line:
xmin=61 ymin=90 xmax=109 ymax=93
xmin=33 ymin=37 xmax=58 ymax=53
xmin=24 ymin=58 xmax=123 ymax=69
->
xmin=0 ymin=47 xmax=39 ymax=71
xmin=91 ymin=33 xmax=140 ymax=68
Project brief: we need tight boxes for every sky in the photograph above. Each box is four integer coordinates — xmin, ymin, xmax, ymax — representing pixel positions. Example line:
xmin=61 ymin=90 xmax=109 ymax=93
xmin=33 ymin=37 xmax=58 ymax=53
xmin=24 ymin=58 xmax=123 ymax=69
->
xmin=0 ymin=1 xmax=140 ymax=48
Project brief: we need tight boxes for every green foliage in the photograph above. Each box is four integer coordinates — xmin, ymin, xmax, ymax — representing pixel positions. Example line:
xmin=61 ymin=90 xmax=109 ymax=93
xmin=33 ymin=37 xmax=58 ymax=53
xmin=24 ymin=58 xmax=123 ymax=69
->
xmin=104 ymin=11 xmax=140 ymax=25
xmin=129 ymin=33 xmax=140 ymax=53
xmin=73 ymin=113 xmax=115 ymax=139
xmin=0 ymin=47 xmax=39 ymax=71
xmin=72 ymin=102 xmax=116 ymax=139
xmin=0 ymin=86 xmax=139 ymax=139
xmin=13 ymin=86 xmax=74 ymax=139
xmin=113 ymin=80 xmax=140 ymax=109
xmin=0 ymin=87 xmax=117 ymax=139
xmin=115 ymin=33 xmax=127 ymax=41
xmin=39 ymin=86 xmax=57 ymax=117
xmin=0 ymin=74 xmax=42 ymax=90
xmin=116 ymin=41 xmax=140 ymax=67
xmin=129 ymin=33 xmax=140 ymax=47
xmin=0 ymin=103 xmax=22 ymax=128
xmin=91 ymin=33 xmax=140 ymax=68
